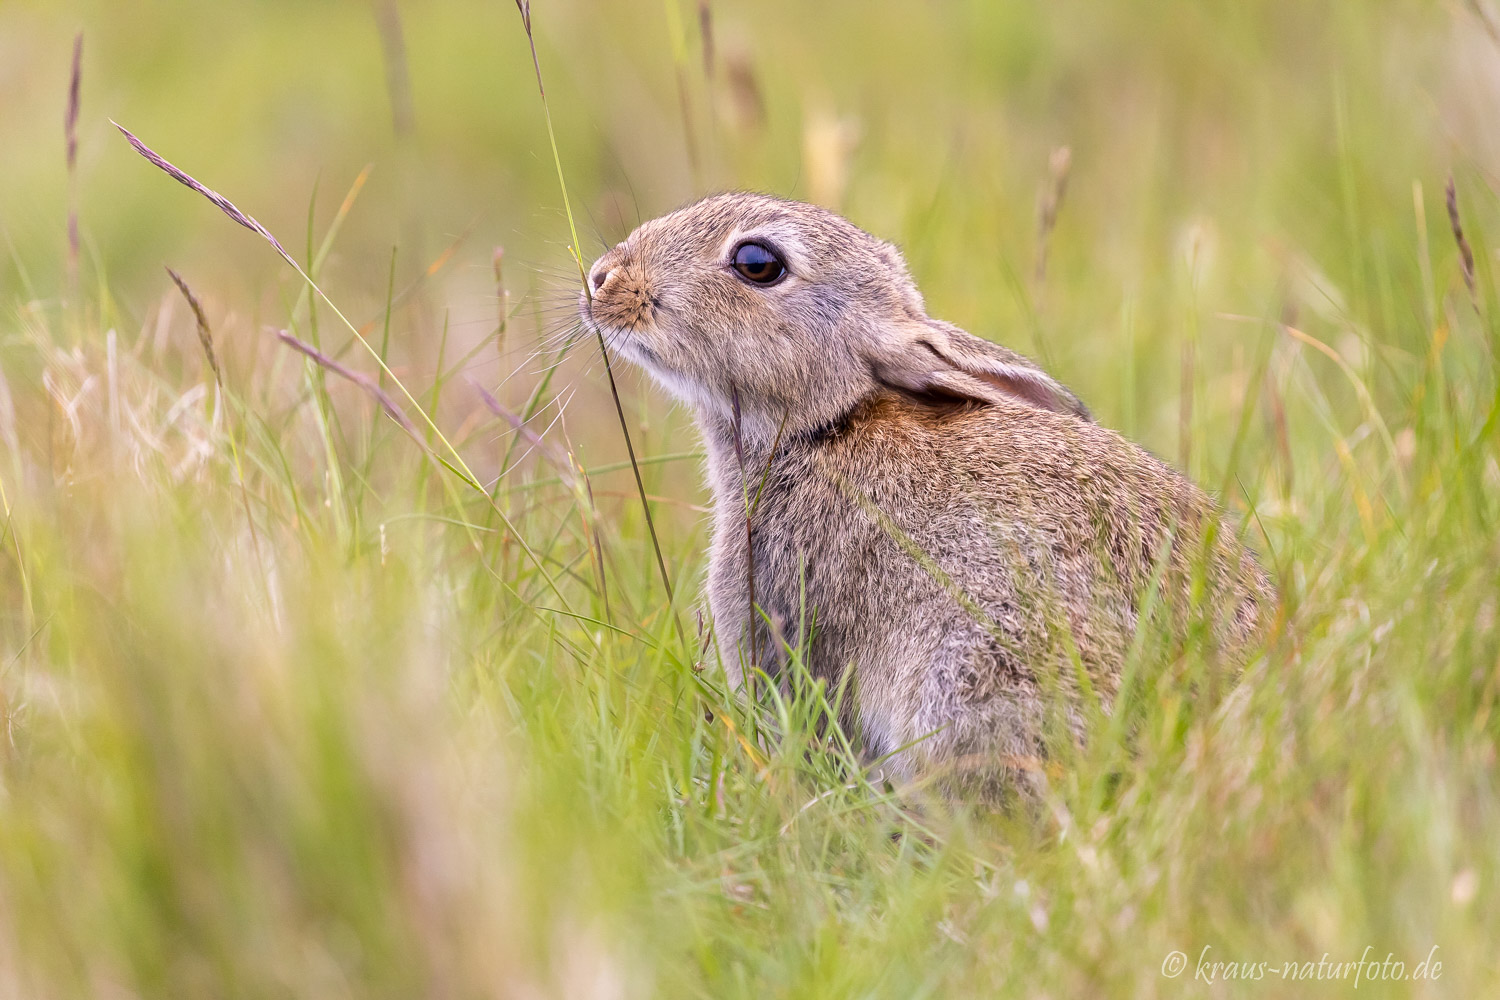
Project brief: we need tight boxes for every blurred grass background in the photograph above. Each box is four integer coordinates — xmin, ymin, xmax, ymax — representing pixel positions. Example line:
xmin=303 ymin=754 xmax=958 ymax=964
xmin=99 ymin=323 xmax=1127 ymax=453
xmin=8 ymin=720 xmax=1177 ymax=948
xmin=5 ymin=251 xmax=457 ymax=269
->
xmin=1 ymin=0 xmax=1499 ymax=996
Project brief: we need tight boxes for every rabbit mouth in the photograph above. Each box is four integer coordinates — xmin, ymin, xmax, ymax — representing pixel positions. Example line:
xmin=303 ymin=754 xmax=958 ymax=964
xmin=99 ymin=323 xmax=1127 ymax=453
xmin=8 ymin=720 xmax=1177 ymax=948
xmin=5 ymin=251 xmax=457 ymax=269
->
xmin=580 ymin=304 xmax=727 ymax=413
xmin=579 ymin=302 xmax=661 ymax=370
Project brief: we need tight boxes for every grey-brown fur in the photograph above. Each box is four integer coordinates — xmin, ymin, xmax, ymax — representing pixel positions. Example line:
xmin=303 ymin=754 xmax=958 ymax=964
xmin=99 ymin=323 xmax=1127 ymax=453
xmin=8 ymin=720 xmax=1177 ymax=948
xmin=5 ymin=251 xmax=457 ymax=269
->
xmin=582 ymin=192 xmax=1274 ymax=790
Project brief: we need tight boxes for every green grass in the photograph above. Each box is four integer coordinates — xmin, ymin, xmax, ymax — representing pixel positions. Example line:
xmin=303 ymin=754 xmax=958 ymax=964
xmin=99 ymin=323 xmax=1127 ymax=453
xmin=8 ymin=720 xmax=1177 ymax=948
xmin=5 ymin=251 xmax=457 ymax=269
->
xmin=1 ymin=0 xmax=1498 ymax=996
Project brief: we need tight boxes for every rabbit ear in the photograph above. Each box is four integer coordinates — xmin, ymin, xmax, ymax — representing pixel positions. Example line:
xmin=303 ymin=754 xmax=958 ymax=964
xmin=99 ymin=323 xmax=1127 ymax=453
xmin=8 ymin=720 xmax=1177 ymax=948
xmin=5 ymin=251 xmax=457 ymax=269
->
xmin=870 ymin=321 xmax=1091 ymax=420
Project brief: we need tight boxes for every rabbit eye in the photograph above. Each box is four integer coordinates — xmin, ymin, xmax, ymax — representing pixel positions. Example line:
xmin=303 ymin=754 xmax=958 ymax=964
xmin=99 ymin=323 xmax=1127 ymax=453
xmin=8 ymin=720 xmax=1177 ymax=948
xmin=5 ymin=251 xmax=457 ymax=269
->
xmin=731 ymin=242 xmax=787 ymax=285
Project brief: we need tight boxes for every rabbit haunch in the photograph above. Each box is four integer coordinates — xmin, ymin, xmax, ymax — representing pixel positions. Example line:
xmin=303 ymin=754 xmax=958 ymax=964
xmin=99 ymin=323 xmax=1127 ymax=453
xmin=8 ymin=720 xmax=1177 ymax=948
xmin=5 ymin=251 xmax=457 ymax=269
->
xmin=582 ymin=192 xmax=1273 ymax=791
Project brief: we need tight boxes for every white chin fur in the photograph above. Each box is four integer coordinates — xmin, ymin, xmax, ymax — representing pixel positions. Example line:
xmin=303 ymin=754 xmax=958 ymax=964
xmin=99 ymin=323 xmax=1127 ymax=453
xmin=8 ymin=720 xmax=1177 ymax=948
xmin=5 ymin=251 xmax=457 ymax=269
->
xmin=652 ymin=368 xmax=724 ymax=416
xmin=603 ymin=331 xmax=728 ymax=421
xmin=586 ymin=318 xmax=745 ymax=428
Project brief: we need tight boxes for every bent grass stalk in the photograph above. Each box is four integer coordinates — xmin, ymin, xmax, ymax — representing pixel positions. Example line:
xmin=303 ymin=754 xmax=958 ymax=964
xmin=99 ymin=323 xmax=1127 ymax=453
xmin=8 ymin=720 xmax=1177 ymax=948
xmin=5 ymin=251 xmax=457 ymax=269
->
xmin=1447 ymin=174 xmax=1479 ymax=311
xmin=510 ymin=1 xmax=687 ymax=653
xmin=276 ymin=330 xmax=419 ymax=440
xmin=113 ymin=121 xmax=573 ymax=611
xmin=273 ymin=225 xmax=475 ymax=432
xmin=166 ymin=266 xmax=268 ymax=586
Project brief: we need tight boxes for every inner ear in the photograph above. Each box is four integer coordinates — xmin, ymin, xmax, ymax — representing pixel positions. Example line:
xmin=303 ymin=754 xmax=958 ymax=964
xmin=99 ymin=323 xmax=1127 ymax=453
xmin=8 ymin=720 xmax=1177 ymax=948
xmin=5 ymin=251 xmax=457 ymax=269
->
xmin=873 ymin=332 xmax=1091 ymax=420
xmin=964 ymin=366 xmax=1082 ymax=416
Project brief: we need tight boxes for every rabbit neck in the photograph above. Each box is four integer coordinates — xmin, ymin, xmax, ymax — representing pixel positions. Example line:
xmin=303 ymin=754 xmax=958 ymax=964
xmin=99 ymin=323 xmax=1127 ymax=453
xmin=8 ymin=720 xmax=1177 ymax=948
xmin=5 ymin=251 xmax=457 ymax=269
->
xmin=695 ymin=389 xmax=865 ymax=486
xmin=697 ymin=409 xmax=783 ymax=495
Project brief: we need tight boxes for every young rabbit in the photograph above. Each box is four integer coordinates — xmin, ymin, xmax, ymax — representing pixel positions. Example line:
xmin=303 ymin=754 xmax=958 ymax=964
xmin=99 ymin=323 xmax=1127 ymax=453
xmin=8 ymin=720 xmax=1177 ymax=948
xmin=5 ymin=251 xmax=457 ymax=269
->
xmin=581 ymin=192 xmax=1274 ymax=792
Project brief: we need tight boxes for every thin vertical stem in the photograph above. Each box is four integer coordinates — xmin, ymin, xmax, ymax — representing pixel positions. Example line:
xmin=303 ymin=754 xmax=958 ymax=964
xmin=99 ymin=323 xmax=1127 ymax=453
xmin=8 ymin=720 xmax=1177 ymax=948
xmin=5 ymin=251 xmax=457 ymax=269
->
xmin=511 ymin=1 xmax=687 ymax=653
xmin=730 ymin=386 xmax=758 ymax=705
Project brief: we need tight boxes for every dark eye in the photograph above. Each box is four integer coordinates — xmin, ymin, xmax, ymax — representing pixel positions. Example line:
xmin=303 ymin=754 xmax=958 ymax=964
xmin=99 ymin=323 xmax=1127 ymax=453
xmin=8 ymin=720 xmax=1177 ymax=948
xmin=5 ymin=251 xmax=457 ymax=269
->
xmin=731 ymin=242 xmax=787 ymax=285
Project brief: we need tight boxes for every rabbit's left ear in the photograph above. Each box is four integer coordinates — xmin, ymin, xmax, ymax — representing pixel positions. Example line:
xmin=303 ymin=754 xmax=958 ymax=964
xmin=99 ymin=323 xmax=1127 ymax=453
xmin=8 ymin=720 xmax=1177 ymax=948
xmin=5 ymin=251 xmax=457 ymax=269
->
xmin=870 ymin=321 xmax=1092 ymax=420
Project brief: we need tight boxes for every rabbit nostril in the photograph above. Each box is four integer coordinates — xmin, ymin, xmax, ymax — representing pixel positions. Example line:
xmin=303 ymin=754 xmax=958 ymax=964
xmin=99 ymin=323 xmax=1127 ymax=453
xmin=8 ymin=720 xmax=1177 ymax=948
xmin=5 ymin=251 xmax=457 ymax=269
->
xmin=591 ymin=267 xmax=610 ymax=291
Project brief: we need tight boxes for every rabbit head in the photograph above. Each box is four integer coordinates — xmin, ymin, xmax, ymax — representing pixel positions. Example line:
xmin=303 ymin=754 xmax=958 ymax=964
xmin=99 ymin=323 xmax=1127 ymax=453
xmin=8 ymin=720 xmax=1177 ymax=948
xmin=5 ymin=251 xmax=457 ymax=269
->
xmin=580 ymin=192 xmax=1088 ymax=439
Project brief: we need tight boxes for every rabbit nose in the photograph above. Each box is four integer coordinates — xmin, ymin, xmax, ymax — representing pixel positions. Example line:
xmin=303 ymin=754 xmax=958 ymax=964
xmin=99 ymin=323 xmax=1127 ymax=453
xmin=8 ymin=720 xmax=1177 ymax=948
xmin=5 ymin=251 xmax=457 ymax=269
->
xmin=589 ymin=244 xmax=628 ymax=292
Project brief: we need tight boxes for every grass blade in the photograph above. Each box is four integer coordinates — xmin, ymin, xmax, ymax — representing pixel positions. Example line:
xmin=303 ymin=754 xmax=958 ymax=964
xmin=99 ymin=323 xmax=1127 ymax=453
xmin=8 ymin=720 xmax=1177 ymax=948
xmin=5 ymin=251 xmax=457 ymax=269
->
xmin=509 ymin=2 xmax=686 ymax=652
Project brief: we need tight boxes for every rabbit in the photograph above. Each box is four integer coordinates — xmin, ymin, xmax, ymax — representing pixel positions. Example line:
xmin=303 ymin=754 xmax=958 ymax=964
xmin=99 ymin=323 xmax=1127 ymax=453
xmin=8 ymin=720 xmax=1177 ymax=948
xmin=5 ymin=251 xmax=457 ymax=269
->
xmin=580 ymin=191 xmax=1274 ymax=794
